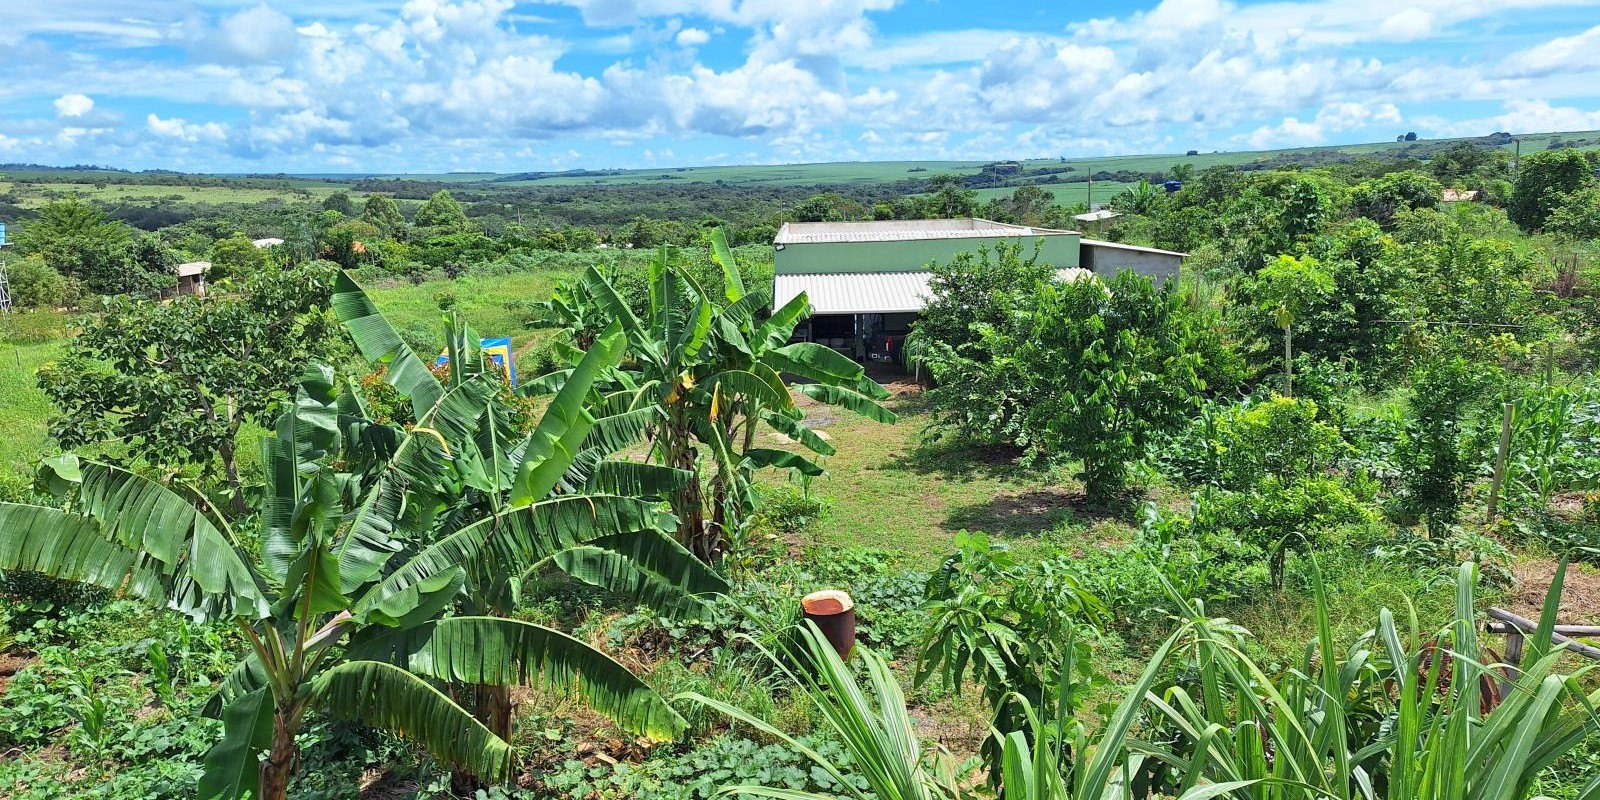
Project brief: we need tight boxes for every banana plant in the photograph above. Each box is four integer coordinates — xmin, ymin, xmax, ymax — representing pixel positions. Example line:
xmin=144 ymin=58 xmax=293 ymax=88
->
xmin=0 ymin=365 xmax=686 ymax=799
xmin=536 ymin=229 xmax=897 ymax=561
xmin=331 ymin=273 xmax=727 ymax=751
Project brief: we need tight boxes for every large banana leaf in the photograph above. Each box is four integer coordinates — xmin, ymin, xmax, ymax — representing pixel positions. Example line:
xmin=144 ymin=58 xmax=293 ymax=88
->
xmin=312 ymin=659 xmax=513 ymax=782
xmin=353 ymin=494 xmax=672 ymax=619
xmin=553 ymin=530 xmax=729 ymax=617
xmin=761 ymin=411 xmax=836 ymax=456
xmin=331 ymin=272 xmax=446 ymax=420
xmin=32 ymin=458 xmax=270 ymax=619
xmin=764 ymin=342 xmax=873 ymax=388
xmin=512 ymin=326 xmax=626 ymax=506
xmin=795 ymin=384 xmax=898 ymax=424
xmin=582 ymin=461 xmax=692 ymax=497
xmin=0 ymin=502 xmax=165 ymax=605
xmin=197 ymin=687 xmax=275 ymax=800
xmin=709 ymin=227 xmax=745 ymax=302
xmin=756 ymin=292 xmax=812 ymax=352
xmin=349 ymin=616 xmax=688 ymax=741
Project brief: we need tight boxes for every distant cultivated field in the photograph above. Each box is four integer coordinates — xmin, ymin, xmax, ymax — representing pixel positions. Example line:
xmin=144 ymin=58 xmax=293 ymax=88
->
xmin=7 ymin=129 xmax=1598 ymax=203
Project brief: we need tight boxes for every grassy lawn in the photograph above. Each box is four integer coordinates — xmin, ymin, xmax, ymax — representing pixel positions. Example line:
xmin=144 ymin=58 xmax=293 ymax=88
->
xmin=777 ymin=371 xmax=1157 ymax=567
xmin=0 ymin=312 xmax=73 ymax=472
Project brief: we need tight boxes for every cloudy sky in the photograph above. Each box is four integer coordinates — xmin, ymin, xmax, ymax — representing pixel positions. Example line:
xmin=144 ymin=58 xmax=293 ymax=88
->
xmin=3 ymin=0 xmax=1600 ymax=173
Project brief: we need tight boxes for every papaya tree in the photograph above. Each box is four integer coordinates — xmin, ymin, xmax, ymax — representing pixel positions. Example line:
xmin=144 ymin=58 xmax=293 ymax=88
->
xmin=535 ymin=230 xmax=896 ymax=561
xmin=331 ymin=273 xmax=727 ymax=754
xmin=0 ymin=340 xmax=700 ymax=798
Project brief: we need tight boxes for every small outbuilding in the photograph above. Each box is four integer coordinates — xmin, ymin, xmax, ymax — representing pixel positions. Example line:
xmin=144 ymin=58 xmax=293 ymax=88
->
xmin=772 ymin=218 xmax=1182 ymax=362
xmin=174 ymin=262 xmax=211 ymax=297
xmin=252 ymin=237 xmax=285 ymax=248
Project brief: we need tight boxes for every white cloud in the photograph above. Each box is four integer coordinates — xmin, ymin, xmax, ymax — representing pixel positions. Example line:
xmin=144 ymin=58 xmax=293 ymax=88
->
xmin=147 ymin=113 xmax=229 ymax=142
xmin=216 ymin=4 xmax=298 ymax=61
xmin=676 ymin=26 xmax=710 ymax=46
xmin=1247 ymin=101 xmax=1403 ymax=148
xmin=1427 ymin=98 xmax=1600 ymax=136
xmin=1378 ymin=8 xmax=1436 ymax=41
xmin=1504 ymin=24 xmax=1600 ymax=77
xmin=54 ymin=93 xmax=95 ymax=118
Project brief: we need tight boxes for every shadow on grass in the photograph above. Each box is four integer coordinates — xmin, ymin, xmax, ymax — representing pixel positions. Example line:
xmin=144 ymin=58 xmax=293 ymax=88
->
xmin=942 ymin=489 xmax=1133 ymax=538
xmin=881 ymin=431 xmax=1035 ymax=482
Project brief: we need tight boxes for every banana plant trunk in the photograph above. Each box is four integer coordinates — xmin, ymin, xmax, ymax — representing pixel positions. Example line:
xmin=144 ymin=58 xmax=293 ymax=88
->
xmin=452 ymin=683 xmax=516 ymax=792
xmin=664 ymin=411 xmax=713 ymax=561
xmin=259 ymin=708 xmax=299 ymax=800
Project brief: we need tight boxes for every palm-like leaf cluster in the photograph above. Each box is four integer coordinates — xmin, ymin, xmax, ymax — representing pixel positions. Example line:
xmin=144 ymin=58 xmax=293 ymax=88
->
xmin=1 ymin=278 xmax=732 ymax=799
xmin=535 ymin=229 xmax=896 ymax=560
xmin=697 ymin=562 xmax=1600 ymax=800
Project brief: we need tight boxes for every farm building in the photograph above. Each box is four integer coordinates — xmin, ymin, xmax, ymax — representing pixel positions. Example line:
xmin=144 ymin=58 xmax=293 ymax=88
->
xmin=772 ymin=219 xmax=1182 ymax=361
xmin=173 ymin=261 xmax=210 ymax=296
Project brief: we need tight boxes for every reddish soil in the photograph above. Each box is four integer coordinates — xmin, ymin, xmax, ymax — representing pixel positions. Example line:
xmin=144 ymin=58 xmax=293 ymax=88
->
xmin=1507 ymin=559 xmax=1600 ymax=624
xmin=0 ymin=652 xmax=37 ymax=696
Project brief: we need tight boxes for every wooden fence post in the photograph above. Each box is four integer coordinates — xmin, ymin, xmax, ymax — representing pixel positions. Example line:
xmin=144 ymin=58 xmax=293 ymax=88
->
xmin=1486 ymin=402 xmax=1514 ymax=525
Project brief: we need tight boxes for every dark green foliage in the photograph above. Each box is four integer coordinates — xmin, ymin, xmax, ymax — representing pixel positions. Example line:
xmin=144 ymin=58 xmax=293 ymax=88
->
xmin=37 ymin=263 xmax=339 ymax=503
xmin=1510 ymin=148 xmax=1600 ymax=231
xmin=4 ymin=255 xmax=67 ymax=309
xmin=1017 ymin=271 xmax=1204 ymax=501
xmin=413 ymin=189 xmax=470 ymax=230
xmin=12 ymin=198 xmax=163 ymax=295
xmin=918 ymin=532 xmax=1104 ymax=777
xmin=1400 ymin=352 xmax=1498 ymax=531
xmin=361 ymin=192 xmax=406 ymax=237
xmin=1350 ymin=169 xmax=1442 ymax=228
xmin=207 ymin=234 xmax=268 ymax=281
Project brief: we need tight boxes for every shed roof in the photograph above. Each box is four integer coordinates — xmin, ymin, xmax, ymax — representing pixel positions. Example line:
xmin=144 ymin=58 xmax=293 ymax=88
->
xmin=776 ymin=267 xmax=1093 ymax=315
xmin=1080 ymin=239 xmax=1187 ymax=257
xmin=253 ymin=237 xmax=285 ymax=248
xmin=175 ymin=261 xmax=211 ymax=277
xmin=774 ymin=218 xmax=1077 ymax=245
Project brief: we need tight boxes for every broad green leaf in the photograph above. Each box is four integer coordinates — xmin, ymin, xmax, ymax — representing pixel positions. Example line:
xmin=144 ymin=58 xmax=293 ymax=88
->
xmin=332 ymin=272 xmax=445 ymax=419
xmin=350 ymin=617 xmax=688 ymax=741
xmin=794 ymin=384 xmax=898 ymax=424
xmin=742 ymin=449 xmax=824 ymax=476
xmin=197 ymin=687 xmax=275 ymax=800
xmin=553 ymin=530 xmax=729 ymax=617
xmin=710 ymin=227 xmax=745 ymax=302
xmin=312 ymin=660 xmax=513 ymax=783
xmin=512 ymin=325 xmax=625 ymax=506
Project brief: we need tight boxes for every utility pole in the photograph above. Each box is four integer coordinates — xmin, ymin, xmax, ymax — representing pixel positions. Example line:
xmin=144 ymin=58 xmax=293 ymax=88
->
xmin=1513 ymin=138 xmax=1521 ymax=180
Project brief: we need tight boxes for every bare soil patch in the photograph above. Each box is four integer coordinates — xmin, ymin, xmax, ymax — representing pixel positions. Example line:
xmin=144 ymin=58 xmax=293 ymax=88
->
xmin=0 ymin=652 xmax=37 ymax=696
xmin=1508 ymin=559 xmax=1600 ymax=625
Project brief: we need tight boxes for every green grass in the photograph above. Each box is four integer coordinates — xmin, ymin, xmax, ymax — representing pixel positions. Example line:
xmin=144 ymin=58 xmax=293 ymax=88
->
xmin=0 ymin=311 xmax=72 ymax=471
xmin=772 ymin=378 xmax=1154 ymax=567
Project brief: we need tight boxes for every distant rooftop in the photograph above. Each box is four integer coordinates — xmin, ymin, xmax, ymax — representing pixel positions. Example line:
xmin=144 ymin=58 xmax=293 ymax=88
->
xmin=774 ymin=218 xmax=1078 ymax=245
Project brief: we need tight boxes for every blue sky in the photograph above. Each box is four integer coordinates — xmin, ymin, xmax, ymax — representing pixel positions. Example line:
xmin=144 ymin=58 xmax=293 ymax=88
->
xmin=4 ymin=0 xmax=1600 ymax=173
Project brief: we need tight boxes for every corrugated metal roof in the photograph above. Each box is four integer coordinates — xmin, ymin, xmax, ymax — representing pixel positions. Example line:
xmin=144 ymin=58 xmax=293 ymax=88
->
xmin=1080 ymin=239 xmax=1187 ymax=257
xmin=175 ymin=261 xmax=211 ymax=277
xmin=774 ymin=218 xmax=1078 ymax=245
xmin=777 ymin=268 xmax=1096 ymax=315
xmin=776 ymin=272 xmax=933 ymax=314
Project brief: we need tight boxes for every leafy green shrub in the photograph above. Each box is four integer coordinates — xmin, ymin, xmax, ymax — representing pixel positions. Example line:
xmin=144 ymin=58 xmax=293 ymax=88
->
xmin=5 ymin=255 xmax=68 ymax=309
xmin=523 ymin=733 xmax=863 ymax=800
xmin=1399 ymin=351 xmax=1500 ymax=530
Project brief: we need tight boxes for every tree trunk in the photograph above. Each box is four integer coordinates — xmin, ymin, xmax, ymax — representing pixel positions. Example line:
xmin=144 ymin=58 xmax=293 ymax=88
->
xmin=258 ymin=709 xmax=299 ymax=800
xmin=453 ymin=683 xmax=516 ymax=792
xmin=666 ymin=419 xmax=713 ymax=561
xmin=1283 ymin=324 xmax=1294 ymax=398
xmin=220 ymin=438 xmax=246 ymax=516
